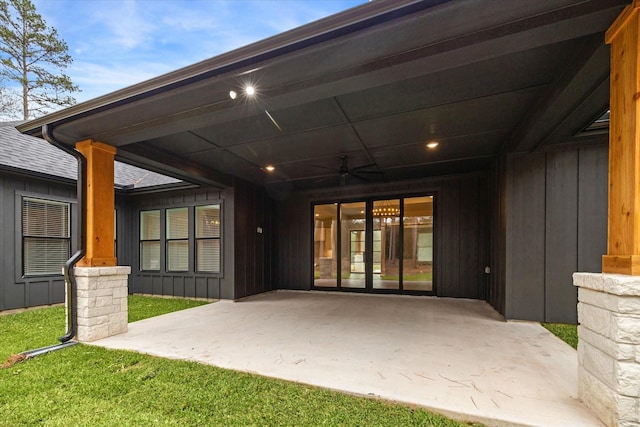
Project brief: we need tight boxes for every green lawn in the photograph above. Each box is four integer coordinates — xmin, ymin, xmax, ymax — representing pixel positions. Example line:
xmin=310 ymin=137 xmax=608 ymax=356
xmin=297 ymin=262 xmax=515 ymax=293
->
xmin=541 ymin=323 xmax=578 ymax=349
xmin=1 ymin=296 xmax=481 ymax=427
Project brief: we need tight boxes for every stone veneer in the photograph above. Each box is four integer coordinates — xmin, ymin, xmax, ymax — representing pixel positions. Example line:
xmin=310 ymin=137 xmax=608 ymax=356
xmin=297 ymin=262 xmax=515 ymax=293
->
xmin=74 ymin=266 xmax=131 ymax=342
xmin=574 ymin=273 xmax=640 ymax=427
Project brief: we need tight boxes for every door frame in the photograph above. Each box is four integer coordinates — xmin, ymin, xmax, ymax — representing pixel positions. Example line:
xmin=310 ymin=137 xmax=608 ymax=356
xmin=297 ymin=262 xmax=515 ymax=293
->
xmin=311 ymin=193 xmax=436 ymax=296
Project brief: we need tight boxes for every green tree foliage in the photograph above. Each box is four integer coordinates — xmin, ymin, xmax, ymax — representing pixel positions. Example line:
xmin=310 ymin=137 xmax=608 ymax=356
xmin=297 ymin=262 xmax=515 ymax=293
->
xmin=0 ymin=0 xmax=79 ymax=119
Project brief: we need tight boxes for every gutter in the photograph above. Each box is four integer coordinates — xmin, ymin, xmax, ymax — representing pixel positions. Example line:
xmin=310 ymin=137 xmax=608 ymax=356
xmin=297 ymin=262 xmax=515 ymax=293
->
xmin=19 ymin=124 xmax=86 ymax=359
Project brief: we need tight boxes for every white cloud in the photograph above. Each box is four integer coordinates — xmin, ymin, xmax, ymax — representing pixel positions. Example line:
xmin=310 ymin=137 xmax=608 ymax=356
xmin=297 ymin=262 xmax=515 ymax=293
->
xmin=70 ymin=60 xmax=174 ymax=102
xmin=31 ymin=0 xmax=367 ymax=104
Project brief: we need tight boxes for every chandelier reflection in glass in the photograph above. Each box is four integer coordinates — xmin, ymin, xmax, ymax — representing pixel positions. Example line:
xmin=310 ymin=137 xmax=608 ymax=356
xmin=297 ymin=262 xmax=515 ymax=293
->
xmin=372 ymin=200 xmax=400 ymax=217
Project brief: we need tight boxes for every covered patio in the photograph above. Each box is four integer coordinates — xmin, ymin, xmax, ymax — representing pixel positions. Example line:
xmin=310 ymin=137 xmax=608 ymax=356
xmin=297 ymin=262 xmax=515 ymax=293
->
xmin=92 ymin=291 xmax=600 ymax=427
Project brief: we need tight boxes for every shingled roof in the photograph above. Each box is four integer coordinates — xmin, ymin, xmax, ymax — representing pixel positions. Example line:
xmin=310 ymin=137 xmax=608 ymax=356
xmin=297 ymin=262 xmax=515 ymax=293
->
xmin=0 ymin=122 xmax=181 ymax=189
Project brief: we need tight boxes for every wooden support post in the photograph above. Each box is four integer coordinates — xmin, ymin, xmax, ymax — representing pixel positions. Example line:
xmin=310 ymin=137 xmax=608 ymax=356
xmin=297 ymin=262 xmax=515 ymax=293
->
xmin=602 ymin=1 xmax=640 ymax=275
xmin=76 ymin=140 xmax=117 ymax=267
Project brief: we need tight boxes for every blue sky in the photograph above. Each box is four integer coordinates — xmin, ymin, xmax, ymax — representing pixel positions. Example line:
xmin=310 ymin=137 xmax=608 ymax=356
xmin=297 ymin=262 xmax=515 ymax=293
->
xmin=31 ymin=0 xmax=366 ymax=103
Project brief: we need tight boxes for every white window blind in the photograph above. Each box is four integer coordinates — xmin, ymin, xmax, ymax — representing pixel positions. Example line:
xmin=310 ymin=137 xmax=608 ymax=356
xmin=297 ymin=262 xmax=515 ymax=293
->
xmin=140 ymin=210 xmax=160 ymax=271
xmin=196 ymin=205 xmax=221 ymax=273
xmin=167 ymin=208 xmax=189 ymax=271
xmin=22 ymin=197 xmax=70 ymax=276
xmin=140 ymin=210 xmax=160 ymax=240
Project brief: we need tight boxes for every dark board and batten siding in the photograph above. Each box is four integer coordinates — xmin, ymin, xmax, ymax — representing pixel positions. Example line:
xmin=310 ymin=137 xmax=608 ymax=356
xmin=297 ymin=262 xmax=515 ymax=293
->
xmin=124 ymin=180 xmax=272 ymax=301
xmin=437 ymin=175 xmax=485 ymax=299
xmin=233 ymin=180 xmax=273 ymax=299
xmin=0 ymin=171 xmax=76 ymax=310
xmin=505 ymin=144 xmax=608 ymax=323
xmin=273 ymin=173 xmax=487 ymax=300
xmin=124 ymin=187 xmax=235 ymax=300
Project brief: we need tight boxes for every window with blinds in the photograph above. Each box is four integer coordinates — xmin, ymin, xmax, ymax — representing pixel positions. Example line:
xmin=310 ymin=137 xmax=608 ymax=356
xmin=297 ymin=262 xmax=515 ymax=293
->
xmin=22 ymin=197 xmax=71 ymax=276
xmin=196 ymin=205 xmax=221 ymax=273
xmin=166 ymin=207 xmax=189 ymax=271
xmin=140 ymin=210 xmax=160 ymax=271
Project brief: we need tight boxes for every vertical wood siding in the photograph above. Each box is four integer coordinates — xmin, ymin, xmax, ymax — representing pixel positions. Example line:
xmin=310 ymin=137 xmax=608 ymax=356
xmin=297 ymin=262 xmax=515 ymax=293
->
xmin=505 ymin=144 xmax=608 ymax=323
xmin=0 ymin=172 xmax=75 ymax=310
xmin=232 ymin=180 xmax=272 ymax=299
xmin=273 ymin=173 xmax=487 ymax=299
xmin=124 ymin=186 xmax=235 ymax=300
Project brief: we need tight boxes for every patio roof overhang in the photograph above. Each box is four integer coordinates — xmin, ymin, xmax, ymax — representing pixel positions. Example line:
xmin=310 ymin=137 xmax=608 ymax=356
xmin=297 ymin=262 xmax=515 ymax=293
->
xmin=17 ymin=0 xmax=629 ymax=190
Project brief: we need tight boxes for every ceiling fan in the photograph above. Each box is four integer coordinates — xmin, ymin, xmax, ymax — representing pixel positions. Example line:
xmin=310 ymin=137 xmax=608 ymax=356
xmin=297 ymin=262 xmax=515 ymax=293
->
xmin=315 ymin=155 xmax=383 ymax=185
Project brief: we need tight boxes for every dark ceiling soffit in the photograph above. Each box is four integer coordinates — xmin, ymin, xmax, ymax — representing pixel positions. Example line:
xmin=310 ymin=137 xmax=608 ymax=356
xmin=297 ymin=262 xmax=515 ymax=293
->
xmin=66 ymin=0 xmax=630 ymax=148
xmin=116 ymin=143 xmax=233 ymax=188
xmin=116 ymin=181 xmax=199 ymax=196
xmin=505 ymin=34 xmax=611 ymax=153
xmin=16 ymin=0 xmax=442 ymax=140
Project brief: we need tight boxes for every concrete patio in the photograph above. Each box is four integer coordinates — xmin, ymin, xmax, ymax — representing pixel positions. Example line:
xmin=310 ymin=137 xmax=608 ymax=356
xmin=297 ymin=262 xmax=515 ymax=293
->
xmin=92 ymin=291 xmax=601 ymax=427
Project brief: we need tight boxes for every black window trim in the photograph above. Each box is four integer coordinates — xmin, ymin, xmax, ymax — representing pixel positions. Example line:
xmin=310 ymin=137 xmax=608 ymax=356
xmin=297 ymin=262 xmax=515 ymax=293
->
xmin=15 ymin=191 xmax=77 ymax=282
xmin=136 ymin=200 xmax=223 ymax=277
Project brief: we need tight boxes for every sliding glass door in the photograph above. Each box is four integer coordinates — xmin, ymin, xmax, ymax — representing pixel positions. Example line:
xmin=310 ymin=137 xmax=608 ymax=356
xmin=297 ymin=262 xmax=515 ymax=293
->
xmin=340 ymin=202 xmax=367 ymax=288
xmin=313 ymin=204 xmax=338 ymax=288
xmin=372 ymin=199 xmax=400 ymax=290
xmin=403 ymin=196 xmax=433 ymax=292
xmin=313 ymin=195 xmax=434 ymax=294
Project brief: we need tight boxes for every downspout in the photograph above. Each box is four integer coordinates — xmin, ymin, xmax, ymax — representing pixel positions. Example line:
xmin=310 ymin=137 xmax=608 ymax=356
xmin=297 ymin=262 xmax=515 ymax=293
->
xmin=42 ymin=124 xmax=86 ymax=343
xmin=19 ymin=125 xmax=86 ymax=358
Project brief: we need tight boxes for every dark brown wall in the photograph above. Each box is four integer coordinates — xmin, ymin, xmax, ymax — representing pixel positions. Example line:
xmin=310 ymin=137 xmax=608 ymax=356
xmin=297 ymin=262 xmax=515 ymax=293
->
xmin=437 ymin=174 xmax=486 ymax=299
xmin=504 ymin=143 xmax=608 ymax=323
xmin=273 ymin=173 xmax=488 ymax=299
xmin=486 ymin=154 xmax=507 ymax=315
xmin=233 ymin=179 xmax=273 ymax=299
xmin=124 ymin=186 xmax=235 ymax=300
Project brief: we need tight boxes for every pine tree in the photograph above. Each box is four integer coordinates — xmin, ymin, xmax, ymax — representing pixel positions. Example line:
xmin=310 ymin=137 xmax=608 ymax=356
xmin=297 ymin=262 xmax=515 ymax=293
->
xmin=0 ymin=0 xmax=79 ymax=119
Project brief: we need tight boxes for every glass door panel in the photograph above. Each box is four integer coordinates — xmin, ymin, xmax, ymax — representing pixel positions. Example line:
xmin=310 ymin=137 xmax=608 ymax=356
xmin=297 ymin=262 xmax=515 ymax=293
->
xmin=372 ymin=199 xmax=400 ymax=290
xmin=313 ymin=204 xmax=338 ymax=288
xmin=403 ymin=196 xmax=433 ymax=291
xmin=340 ymin=202 xmax=366 ymax=288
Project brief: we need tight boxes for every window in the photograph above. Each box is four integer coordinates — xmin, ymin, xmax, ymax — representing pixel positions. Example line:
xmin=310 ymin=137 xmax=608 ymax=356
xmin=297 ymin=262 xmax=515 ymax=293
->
xmin=196 ymin=205 xmax=221 ymax=273
xmin=22 ymin=197 xmax=70 ymax=276
xmin=166 ymin=207 xmax=189 ymax=271
xmin=140 ymin=210 xmax=160 ymax=271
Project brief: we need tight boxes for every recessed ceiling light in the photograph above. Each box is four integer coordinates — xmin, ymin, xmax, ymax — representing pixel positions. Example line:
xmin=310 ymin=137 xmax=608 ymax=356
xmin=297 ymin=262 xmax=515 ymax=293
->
xmin=426 ymin=141 xmax=439 ymax=149
xmin=229 ymin=90 xmax=237 ymax=99
xmin=245 ymin=85 xmax=256 ymax=96
xmin=265 ymin=165 xmax=275 ymax=172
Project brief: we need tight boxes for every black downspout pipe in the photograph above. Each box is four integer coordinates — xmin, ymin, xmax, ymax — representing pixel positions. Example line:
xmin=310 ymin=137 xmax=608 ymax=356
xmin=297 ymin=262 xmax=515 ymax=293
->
xmin=19 ymin=125 xmax=86 ymax=360
xmin=41 ymin=124 xmax=86 ymax=344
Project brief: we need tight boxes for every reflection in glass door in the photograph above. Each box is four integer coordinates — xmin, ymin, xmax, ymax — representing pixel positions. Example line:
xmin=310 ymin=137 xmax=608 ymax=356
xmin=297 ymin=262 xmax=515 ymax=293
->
xmin=403 ymin=196 xmax=433 ymax=291
xmin=341 ymin=202 xmax=366 ymax=288
xmin=312 ymin=195 xmax=434 ymax=294
xmin=372 ymin=199 xmax=400 ymax=290
xmin=313 ymin=204 xmax=338 ymax=288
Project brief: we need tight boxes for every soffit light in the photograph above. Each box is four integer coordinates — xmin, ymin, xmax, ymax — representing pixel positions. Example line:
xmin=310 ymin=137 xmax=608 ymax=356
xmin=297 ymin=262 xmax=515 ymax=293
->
xmin=265 ymin=165 xmax=275 ymax=172
xmin=426 ymin=141 xmax=439 ymax=149
xmin=229 ymin=85 xmax=256 ymax=99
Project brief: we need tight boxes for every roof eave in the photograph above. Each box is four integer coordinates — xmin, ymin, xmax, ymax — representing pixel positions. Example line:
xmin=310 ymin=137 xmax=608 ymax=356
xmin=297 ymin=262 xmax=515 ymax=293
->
xmin=16 ymin=0 xmax=438 ymax=140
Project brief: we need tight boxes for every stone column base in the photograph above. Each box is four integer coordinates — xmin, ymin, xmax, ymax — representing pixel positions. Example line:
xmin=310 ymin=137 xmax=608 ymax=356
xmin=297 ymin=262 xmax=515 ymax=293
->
xmin=74 ymin=266 xmax=131 ymax=342
xmin=574 ymin=273 xmax=640 ymax=427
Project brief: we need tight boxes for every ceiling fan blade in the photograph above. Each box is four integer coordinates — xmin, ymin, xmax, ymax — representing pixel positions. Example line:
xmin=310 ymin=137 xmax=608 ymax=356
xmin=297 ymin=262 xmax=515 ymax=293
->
xmin=350 ymin=163 xmax=377 ymax=172
xmin=352 ymin=170 xmax=383 ymax=175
